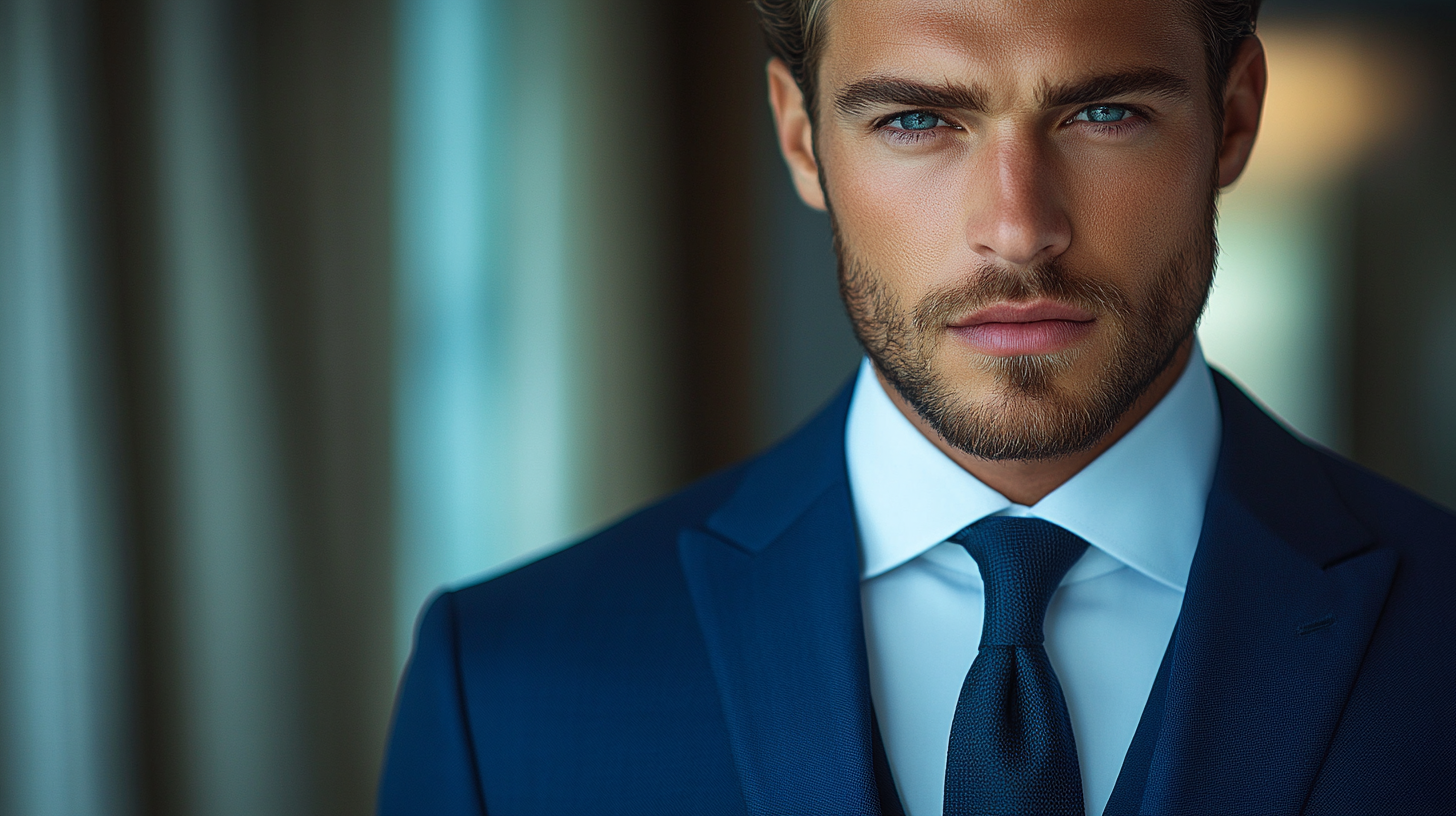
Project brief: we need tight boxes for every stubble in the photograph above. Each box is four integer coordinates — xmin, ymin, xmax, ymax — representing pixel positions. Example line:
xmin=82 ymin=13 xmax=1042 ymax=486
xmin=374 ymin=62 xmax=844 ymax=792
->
xmin=834 ymin=192 xmax=1217 ymax=461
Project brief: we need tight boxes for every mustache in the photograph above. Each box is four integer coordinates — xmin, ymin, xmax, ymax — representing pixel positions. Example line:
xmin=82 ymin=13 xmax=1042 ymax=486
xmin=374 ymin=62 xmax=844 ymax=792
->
xmin=910 ymin=260 xmax=1132 ymax=334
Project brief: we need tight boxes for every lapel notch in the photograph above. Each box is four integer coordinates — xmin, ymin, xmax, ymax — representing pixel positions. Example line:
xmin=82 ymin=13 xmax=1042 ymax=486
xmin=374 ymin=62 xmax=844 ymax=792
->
xmin=679 ymin=387 xmax=884 ymax=816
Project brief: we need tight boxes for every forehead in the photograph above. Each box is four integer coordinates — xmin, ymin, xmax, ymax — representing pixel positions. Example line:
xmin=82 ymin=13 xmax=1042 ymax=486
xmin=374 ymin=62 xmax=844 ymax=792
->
xmin=819 ymin=0 xmax=1203 ymax=99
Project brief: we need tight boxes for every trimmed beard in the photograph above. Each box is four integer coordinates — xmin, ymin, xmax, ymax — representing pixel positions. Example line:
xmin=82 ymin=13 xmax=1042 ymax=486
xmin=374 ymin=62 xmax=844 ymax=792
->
xmin=835 ymin=191 xmax=1217 ymax=462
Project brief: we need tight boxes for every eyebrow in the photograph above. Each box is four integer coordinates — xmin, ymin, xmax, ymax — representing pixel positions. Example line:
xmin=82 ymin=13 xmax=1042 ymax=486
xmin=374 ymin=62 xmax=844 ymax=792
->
xmin=1037 ymin=68 xmax=1194 ymax=109
xmin=835 ymin=76 xmax=989 ymax=117
xmin=833 ymin=67 xmax=1194 ymax=119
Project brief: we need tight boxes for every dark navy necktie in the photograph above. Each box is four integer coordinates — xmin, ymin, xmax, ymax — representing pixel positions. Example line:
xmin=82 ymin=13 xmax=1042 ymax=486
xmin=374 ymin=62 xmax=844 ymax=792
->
xmin=944 ymin=517 xmax=1089 ymax=816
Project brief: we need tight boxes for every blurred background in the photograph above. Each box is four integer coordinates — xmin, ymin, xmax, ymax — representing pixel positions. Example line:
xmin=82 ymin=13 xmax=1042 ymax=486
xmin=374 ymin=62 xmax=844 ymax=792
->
xmin=1 ymin=0 xmax=1453 ymax=813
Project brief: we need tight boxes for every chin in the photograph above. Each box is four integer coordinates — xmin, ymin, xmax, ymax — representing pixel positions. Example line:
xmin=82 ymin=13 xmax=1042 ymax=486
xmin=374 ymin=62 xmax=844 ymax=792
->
xmin=910 ymin=345 xmax=1133 ymax=461
xmin=953 ymin=333 xmax=1102 ymax=398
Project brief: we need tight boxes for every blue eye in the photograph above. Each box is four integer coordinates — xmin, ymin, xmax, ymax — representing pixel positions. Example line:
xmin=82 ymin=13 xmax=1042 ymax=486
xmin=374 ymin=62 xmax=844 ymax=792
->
xmin=1077 ymin=105 xmax=1132 ymax=123
xmin=893 ymin=111 xmax=943 ymax=131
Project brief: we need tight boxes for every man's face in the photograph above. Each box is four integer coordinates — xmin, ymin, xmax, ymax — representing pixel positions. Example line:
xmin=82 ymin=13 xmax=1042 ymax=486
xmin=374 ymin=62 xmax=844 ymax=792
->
xmin=810 ymin=0 xmax=1222 ymax=460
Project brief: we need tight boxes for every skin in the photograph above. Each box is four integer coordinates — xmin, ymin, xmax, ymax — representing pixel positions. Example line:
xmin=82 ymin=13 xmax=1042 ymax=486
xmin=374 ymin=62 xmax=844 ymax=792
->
xmin=768 ymin=0 xmax=1267 ymax=504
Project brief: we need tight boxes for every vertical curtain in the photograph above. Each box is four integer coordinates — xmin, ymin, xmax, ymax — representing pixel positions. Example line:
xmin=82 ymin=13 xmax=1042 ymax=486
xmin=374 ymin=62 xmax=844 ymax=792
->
xmin=149 ymin=0 xmax=309 ymax=811
xmin=395 ymin=0 xmax=518 ymax=655
xmin=0 ymin=0 xmax=133 ymax=813
xmin=0 ymin=0 xmax=727 ymax=811
xmin=13 ymin=0 xmax=402 ymax=811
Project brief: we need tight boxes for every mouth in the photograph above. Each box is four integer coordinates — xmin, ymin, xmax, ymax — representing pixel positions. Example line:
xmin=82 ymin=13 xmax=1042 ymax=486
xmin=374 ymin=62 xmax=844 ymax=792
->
xmin=947 ymin=300 xmax=1096 ymax=356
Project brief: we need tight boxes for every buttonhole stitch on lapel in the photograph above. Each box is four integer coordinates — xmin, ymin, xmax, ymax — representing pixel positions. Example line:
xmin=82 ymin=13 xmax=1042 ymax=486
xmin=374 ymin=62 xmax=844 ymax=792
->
xmin=1296 ymin=614 xmax=1336 ymax=635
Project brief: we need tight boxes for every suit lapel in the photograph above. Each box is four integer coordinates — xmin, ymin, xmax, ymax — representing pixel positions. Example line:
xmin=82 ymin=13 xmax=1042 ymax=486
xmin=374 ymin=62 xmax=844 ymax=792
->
xmin=679 ymin=387 xmax=884 ymax=816
xmin=1135 ymin=374 xmax=1398 ymax=813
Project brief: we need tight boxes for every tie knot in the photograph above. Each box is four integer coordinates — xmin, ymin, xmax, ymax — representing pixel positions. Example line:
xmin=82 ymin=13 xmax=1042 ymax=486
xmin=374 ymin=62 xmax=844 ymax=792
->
xmin=951 ymin=517 xmax=1089 ymax=646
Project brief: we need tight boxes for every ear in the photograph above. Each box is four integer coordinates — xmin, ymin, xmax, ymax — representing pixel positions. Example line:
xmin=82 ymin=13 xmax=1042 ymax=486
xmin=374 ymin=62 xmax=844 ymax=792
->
xmin=1217 ymin=36 xmax=1268 ymax=188
xmin=767 ymin=58 xmax=827 ymax=211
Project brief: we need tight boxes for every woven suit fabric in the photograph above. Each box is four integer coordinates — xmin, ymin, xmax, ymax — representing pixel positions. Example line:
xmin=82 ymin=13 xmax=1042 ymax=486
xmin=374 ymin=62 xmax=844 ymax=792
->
xmin=944 ymin=516 xmax=1089 ymax=816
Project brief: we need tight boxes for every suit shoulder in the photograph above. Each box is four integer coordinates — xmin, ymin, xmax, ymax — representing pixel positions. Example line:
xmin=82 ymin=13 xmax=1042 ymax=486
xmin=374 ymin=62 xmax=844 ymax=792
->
xmin=447 ymin=458 xmax=752 ymax=615
xmin=1309 ymin=443 xmax=1456 ymax=557
xmin=1214 ymin=370 xmax=1455 ymax=558
xmin=445 ymin=381 xmax=855 ymax=617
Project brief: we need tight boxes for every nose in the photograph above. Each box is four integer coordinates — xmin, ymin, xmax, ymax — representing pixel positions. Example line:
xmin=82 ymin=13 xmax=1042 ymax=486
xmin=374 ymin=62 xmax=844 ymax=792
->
xmin=964 ymin=131 xmax=1071 ymax=268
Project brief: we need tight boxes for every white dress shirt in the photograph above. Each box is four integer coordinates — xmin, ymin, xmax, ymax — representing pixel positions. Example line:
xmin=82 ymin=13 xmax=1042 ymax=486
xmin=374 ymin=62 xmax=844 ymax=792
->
xmin=848 ymin=341 xmax=1221 ymax=816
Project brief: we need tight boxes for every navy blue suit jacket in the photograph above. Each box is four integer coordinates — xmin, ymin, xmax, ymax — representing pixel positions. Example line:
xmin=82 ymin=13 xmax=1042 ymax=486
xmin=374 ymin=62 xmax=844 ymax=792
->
xmin=379 ymin=371 xmax=1456 ymax=815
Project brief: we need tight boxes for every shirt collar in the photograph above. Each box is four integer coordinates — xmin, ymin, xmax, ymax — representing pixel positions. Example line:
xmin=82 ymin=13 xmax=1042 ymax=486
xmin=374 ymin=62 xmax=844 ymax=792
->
xmin=847 ymin=340 xmax=1221 ymax=591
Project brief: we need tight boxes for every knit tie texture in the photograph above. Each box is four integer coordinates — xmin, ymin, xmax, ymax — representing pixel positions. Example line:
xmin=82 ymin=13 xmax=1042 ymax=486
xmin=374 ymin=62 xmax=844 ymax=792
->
xmin=943 ymin=516 xmax=1089 ymax=816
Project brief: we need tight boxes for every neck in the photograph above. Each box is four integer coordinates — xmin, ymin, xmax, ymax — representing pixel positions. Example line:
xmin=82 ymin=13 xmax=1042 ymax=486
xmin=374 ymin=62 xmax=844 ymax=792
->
xmin=878 ymin=338 xmax=1195 ymax=506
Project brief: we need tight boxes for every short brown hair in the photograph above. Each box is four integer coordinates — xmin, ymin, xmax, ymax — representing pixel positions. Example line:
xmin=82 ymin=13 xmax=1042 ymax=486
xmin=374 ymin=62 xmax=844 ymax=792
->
xmin=753 ymin=0 xmax=1262 ymax=121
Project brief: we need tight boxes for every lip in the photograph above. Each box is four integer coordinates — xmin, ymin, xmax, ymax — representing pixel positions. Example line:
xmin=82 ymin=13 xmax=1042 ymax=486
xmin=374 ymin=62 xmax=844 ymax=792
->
xmin=948 ymin=299 xmax=1096 ymax=357
xmin=950 ymin=300 xmax=1096 ymax=327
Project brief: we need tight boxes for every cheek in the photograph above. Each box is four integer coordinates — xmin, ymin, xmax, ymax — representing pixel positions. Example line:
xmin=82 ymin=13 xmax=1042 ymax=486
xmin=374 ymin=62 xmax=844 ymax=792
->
xmin=1060 ymin=132 xmax=1213 ymax=288
xmin=822 ymin=138 xmax=977 ymax=292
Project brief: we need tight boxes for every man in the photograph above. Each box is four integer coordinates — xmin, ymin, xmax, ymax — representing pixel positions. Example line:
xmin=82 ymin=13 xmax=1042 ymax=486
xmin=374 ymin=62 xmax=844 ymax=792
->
xmin=379 ymin=0 xmax=1456 ymax=813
